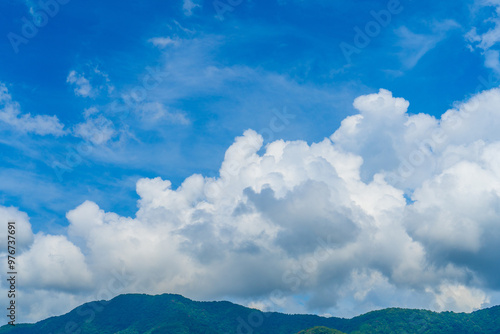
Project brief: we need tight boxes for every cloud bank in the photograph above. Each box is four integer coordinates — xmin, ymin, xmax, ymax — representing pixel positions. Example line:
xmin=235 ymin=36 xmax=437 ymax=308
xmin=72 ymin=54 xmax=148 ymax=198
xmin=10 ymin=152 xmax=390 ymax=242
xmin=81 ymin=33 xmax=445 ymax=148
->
xmin=2 ymin=87 xmax=500 ymax=323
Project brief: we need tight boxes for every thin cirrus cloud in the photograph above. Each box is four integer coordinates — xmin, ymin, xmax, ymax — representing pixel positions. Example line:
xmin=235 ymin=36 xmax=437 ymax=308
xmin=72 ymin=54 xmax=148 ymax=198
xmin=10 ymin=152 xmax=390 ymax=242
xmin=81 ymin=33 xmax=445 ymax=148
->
xmin=3 ymin=87 xmax=500 ymax=323
xmin=138 ymin=102 xmax=190 ymax=125
xmin=395 ymin=20 xmax=460 ymax=69
xmin=144 ymin=33 xmax=356 ymax=134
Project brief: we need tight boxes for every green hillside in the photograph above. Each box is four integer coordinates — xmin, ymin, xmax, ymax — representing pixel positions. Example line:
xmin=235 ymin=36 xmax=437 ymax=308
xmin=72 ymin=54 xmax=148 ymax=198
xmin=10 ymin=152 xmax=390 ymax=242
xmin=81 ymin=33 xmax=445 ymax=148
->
xmin=0 ymin=293 xmax=498 ymax=334
xmin=297 ymin=326 xmax=347 ymax=334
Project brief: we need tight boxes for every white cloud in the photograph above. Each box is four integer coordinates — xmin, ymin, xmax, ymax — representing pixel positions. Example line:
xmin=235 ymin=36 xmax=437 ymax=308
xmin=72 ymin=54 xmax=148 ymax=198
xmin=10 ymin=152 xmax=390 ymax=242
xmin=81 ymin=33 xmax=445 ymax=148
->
xmin=138 ymin=102 xmax=190 ymax=125
xmin=466 ymin=1 xmax=500 ymax=73
xmin=73 ymin=109 xmax=116 ymax=145
xmin=135 ymin=34 xmax=356 ymax=145
xmin=67 ymin=70 xmax=93 ymax=97
xmin=149 ymin=37 xmax=180 ymax=48
xmin=182 ymin=0 xmax=201 ymax=16
xmin=0 ymin=83 xmax=66 ymax=136
xmin=431 ymin=284 xmax=490 ymax=312
xmin=18 ymin=234 xmax=93 ymax=291
xmin=485 ymin=49 xmax=500 ymax=71
xmin=0 ymin=206 xmax=34 ymax=252
xmin=66 ymin=67 xmax=113 ymax=98
xmin=73 ymin=106 xmax=123 ymax=146
xmin=396 ymin=21 xmax=459 ymax=69
xmin=5 ymin=88 xmax=500 ymax=324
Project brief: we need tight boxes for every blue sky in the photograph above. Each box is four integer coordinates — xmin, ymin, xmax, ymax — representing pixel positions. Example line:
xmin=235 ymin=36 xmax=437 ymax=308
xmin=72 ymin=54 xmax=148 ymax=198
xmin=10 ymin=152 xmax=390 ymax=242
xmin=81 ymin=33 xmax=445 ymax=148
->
xmin=0 ymin=0 xmax=495 ymax=232
xmin=2 ymin=0 xmax=500 ymax=325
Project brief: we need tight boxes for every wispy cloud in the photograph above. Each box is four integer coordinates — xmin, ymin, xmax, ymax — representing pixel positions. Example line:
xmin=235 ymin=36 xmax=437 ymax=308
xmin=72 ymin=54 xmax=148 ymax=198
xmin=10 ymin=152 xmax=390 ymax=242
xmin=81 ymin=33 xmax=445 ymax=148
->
xmin=396 ymin=20 xmax=460 ymax=69
xmin=73 ymin=107 xmax=116 ymax=145
xmin=149 ymin=37 xmax=180 ymax=48
xmin=66 ymin=67 xmax=114 ymax=98
xmin=0 ymin=83 xmax=66 ymax=136
xmin=182 ymin=0 xmax=201 ymax=16
xmin=66 ymin=71 xmax=93 ymax=97
xmin=138 ymin=102 xmax=190 ymax=125
xmin=466 ymin=0 xmax=500 ymax=73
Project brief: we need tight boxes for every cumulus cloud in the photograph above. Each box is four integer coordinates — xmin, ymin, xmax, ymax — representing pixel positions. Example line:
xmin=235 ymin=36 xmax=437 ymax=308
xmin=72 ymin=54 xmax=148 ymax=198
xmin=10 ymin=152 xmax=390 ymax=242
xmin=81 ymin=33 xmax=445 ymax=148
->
xmin=18 ymin=234 xmax=93 ymax=291
xmin=0 ymin=206 xmax=34 ymax=252
xmin=4 ymin=88 xmax=500 ymax=324
xmin=0 ymin=83 xmax=66 ymax=136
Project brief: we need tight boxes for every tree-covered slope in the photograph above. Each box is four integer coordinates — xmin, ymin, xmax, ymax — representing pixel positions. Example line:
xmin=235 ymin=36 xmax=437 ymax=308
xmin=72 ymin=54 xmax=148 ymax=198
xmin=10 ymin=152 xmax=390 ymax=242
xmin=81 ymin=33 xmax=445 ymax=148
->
xmin=341 ymin=306 xmax=500 ymax=334
xmin=0 ymin=294 xmax=346 ymax=334
xmin=0 ymin=293 xmax=498 ymax=334
xmin=297 ymin=326 xmax=347 ymax=334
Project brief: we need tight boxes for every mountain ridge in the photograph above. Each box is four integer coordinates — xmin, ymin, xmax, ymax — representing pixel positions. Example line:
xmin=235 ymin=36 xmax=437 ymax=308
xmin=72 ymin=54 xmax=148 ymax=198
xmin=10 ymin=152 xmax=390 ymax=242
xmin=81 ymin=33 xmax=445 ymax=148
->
xmin=1 ymin=293 xmax=499 ymax=333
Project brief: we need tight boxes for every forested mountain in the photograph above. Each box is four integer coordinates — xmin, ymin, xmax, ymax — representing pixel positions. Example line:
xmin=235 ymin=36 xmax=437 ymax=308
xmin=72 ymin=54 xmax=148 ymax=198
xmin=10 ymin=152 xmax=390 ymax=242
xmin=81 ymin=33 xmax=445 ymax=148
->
xmin=297 ymin=327 xmax=347 ymax=334
xmin=0 ymin=293 xmax=498 ymax=334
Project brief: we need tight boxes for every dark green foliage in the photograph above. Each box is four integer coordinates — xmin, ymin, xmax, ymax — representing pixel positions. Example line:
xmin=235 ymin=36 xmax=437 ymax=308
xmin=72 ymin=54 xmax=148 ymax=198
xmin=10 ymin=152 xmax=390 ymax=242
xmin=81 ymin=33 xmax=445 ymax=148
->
xmin=297 ymin=326 xmax=347 ymax=334
xmin=0 ymin=294 xmax=498 ymax=334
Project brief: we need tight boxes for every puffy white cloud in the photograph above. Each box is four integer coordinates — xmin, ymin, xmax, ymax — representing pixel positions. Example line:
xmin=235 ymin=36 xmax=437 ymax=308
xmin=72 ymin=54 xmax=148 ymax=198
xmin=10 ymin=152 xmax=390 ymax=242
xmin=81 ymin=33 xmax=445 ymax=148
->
xmin=0 ymin=205 xmax=34 ymax=252
xmin=6 ymin=87 xmax=500 ymax=324
xmin=18 ymin=234 xmax=93 ymax=291
xmin=0 ymin=83 xmax=66 ymax=136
